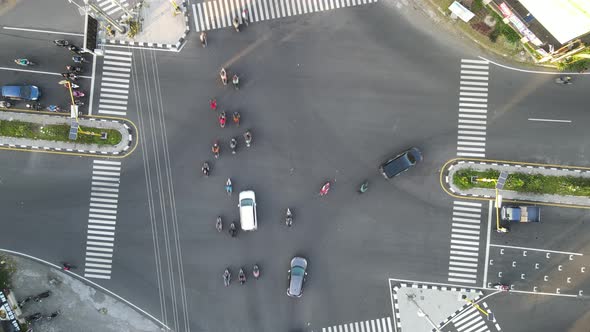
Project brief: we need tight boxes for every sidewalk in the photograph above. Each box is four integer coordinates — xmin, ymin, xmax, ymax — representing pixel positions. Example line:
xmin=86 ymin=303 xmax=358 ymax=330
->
xmin=5 ymin=254 xmax=163 ymax=332
xmin=102 ymin=0 xmax=190 ymax=50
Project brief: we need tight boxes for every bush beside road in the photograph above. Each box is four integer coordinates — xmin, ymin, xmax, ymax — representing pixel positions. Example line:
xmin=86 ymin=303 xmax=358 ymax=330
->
xmin=453 ymin=168 xmax=590 ymax=197
xmin=0 ymin=120 xmax=122 ymax=145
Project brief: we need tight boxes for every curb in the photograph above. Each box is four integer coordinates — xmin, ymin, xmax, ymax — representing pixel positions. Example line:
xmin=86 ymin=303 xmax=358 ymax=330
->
xmin=391 ymin=282 xmax=483 ymax=332
xmin=104 ymin=0 xmax=191 ymax=52
xmin=0 ymin=112 xmax=138 ymax=158
xmin=439 ymin=158 xmax=590 ymax=209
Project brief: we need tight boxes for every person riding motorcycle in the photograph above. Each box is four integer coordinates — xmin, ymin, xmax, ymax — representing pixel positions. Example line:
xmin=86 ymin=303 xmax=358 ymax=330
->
xmin=223 ymin=269 xmax=231 ymax=286
xmin=244 ymin=131 xmax=252 ymax=147
xmin=66 ymin=65 xmax=82 ymax=73
xmin=232 ymin=74 xmax=239 ymax=89
xmin=14 ymin=58 xmax=32 ymax=66
xmin=232 ymin=111 xmax=240 ymax=126
xmin=230 ymin=138 xmax=237 ymax=154
xmin=238 ymin=268 xmax=246 ymax=284
xmin=229 ymin=222 xmax=237 ymax=237
xmin=219 ymin=111 xmax=227 ymax=128
xmin=220 ymin=68 xmax=227 ymax=85
xmin=233 ymin=16 xmax=240 ymax=31
xmin=212 ymin=143 xmax=220 ymax=157
xmin=202 ymin=162 xmax=210 ymax=176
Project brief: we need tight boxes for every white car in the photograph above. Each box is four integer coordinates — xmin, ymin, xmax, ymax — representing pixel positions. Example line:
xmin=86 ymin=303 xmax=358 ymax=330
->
xmin=238 ymin=190 xmax=257 ymax=231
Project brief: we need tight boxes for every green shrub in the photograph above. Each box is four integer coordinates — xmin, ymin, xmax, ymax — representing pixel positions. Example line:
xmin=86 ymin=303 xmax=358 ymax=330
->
xmin=452 ymin=168 xmax=590 ymax=197
xmin=0 ymin=120 xmax=121 ymax=145
xmin=0 ymin=255 xmax=16 ymax=290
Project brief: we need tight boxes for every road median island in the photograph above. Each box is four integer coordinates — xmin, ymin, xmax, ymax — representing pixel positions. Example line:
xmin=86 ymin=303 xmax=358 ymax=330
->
xmin=0 ymin=110 xmax=137 ymax=157
xmin=441 ymin=158 xmax=590 ymax=208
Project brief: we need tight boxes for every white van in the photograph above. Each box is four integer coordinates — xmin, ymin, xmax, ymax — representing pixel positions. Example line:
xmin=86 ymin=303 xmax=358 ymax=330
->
xmin=238 ymin=191 xmax=257 ymax=231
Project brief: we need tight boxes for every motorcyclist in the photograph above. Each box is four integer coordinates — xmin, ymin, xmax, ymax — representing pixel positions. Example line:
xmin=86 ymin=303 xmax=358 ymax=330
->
xmin=238 ymin=268 xmax=246 ymax=284
xmin=200 ymin=32 xmax=207 ymax=47
xmin=359 ymin=180 xmax=369 ymax=193
xmin=229 ymin=222 xmax=237 ymax=237
xmin=14 ymin=58 xmax=32 ymax=66
xmin=202 ymin=162 xmax=210 ymax=176
xmin=72 ymin=55 xmax=86 ymax=63
xmin=66 ymin=65 xmax=82 ymax=73
xmin=212 ymin=143 xmax=220 ymax=158
xmin=241 ymin=8 xmax=249 ymax=25
xmin=253 ymin=264 xmax=260 ymax=279
xmin=233 ymin=16 xmax=240 ymax=31
xmin=209 ymin=98 xmax=217 ymax=111
xmin=232 ymin=74 xmax=239 ymax=89
xmin=219 ymin=111 xmax=226 ymax=128
xmin=68 ymin=44 xmax=81 ymax=54
xmin=230 ymin=138 xmax=237 ymax=154
xmin=285 ymin=208 xmax=293 ymax=227
xmin=223 ymin=269 xmax=231 ymax=286
xmin=225 ymin=178 xmax=232 ymax=195
xmin=244 ymin=131 xmax=252 ymax=147
xmin=232 ymin=112 xmax=240 ymax=126
xmin=216 ymin=216 xmax=222 ymax=232
xmin=220 ymin=68 xmax=227 ymax=85
xmin=54 ymin=39 xmax=69 ymax=47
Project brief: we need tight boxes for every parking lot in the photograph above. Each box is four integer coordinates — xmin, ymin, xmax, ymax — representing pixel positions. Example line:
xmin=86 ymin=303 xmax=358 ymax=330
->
xmin=487 ymin=205 xmax=590 ymax=296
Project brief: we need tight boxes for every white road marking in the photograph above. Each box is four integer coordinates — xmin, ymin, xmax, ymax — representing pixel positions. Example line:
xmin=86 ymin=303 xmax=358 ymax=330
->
xmin=528 ymin=118 xmax=572 ymax=123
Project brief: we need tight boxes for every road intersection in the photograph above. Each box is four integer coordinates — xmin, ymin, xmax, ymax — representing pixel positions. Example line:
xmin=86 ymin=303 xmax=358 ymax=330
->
xmin=0 ymin=0 xmax=588 ymax=331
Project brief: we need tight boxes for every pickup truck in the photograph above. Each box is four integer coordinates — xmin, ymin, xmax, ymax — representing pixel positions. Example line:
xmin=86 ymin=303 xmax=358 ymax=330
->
xmin=500 ymin=205 xmax=541 ymax=223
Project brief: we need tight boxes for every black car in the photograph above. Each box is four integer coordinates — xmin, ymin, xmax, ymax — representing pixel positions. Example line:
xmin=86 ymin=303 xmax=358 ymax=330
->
xmin=379 ymin=147 xmax=422 ymax=179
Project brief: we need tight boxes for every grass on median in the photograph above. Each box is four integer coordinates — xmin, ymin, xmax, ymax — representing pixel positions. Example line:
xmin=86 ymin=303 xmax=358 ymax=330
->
xmin=453 ymin=168 xmax=590 ymax=197
xmin=0 ymin=120 xmax=122 ymax=145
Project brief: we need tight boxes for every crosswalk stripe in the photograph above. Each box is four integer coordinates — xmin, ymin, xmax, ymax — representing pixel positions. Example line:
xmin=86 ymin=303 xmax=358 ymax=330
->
xmin=454 ymin=201 xmax=481 ymax=207
xmin=99 ymin=104 xmax=127 ymax=110
xmin=451 ymin=244 xmax=479 ymax=251
xmin=104 ymin=66 xmax=132 ymax=72
xmin=104 ymin=55 xmax=132 ymax=62
xmin=452 ymin=223 xmax=480 ymax=230
xmin=98 ymin=110 xmax=127 ymax=116
xmin=89 ymin=219 xmax=116 ymax=225
xmin=457 ymin=152 xmax=485 ymax=157
xmin=104 ymin=60 xmax=132 ymax=67
xmin=449 ymin=271 xmax=477 ymax=279
xmin=460 ymin=80 xmax=488 ymax=86
xmin=451 ymin=239 xmax=480 ymax=246
xmin=461 ymin=59 xmax=489 ymax=64
xmin=458 ymin=135 xmax=486 ymax=141
xmin=461 ymin=64 xmax=489 ymax=70
xmin=102 ymin=77 xmax=130 ymax=83
xmin=103 ymin=71 xmax=130 ymax=78
xmin=453 ymin=205 xmax=481 ymax=212
xmin=450 ymin=255 xmax=479 ymax=262
xmin=458 ymin=141 xmax=486 ymax=147
xmin=459 ymin=113 xmax=487 ymax=119
xmin=451 ymin=250 xmax=479 ymax=257
xmin=100 ymin=98 xmax=128 ymax=105
xmin=93 ymin=160 xmax=121 ymax=165
xmin=453 ymin=228 xmax=480 ymax=235
xmin=105 ymin=49 xmax=132 ymax=56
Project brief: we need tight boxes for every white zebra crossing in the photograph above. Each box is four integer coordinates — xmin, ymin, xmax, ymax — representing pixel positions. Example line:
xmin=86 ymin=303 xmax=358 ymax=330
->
xmin=193 ymin=0 xmax=377 ymax=31
xmin=319 ymin=317 xmax=393 ymax=332
xmin=451 ymin=305 xmax=493 ymax=332
xmin=448 ymin=201 xmax=483 ymax=284
xmin=95 ymin=0 xmax=130 ymax=19
xmin=84 ymin=160 xmax=122 ymax=280
xmin=97 ymin=49 xmax=132 ymax=117
xmin=457 ymin=59 xmax=489 ymax=158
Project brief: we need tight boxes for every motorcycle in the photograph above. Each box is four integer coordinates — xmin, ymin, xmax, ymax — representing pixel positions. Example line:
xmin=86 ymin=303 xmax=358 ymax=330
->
xmin=46 ymin=310 xmax=60 ymax=321
xmin=232 ymin=111 xmax=240 ymax=127
xmin=73 ymin=90 xmax=85 ymax=97
xmin=25 ymin=103 xmax=41 ymax=111
xmin=320 ymin=181 xmax=331 ymax=196
xmin=0 ymin=101 xmax=11 ymax=108
xmin=61 ymin=72 xmax=78 ymax=80
xmin=17 ymin=296 xmax=33 ymax=308
xmin=493 ymin=283 xmax=509 ymax=292
xmin=200 ymin=32 xmax=207 ymax=47
xmin=244 ymin=131 xmax=252 ymax=147
xmin=233 ymin=17 xmax=240 ymax=32
xmin=58 ymin=80 xmax=79 ymax=89
xmin=285 ymin=208 xmax=293 ymax=227
xmin=202 ymin=162 xmax=210 ymax=177
xmin=223 ymin=269 xmax=231 ymax=287
xmin=25 ymin=312 xmax=42 ymax=322
xmin=253 ymin=264 xmax=260 ymax=279
xmin=74 ymin=99 xmax=85 ymax=106
xmin=62 ymin=262 xmax=76 ymax=271
xmin=14 ymin=59 xmax=34 ymax=66
xmin=242 ymin=9 xmax=249 ymax=26
xmin=232 ymin=74 xmax=240 ymax=90
xmin=216 ymin=216 xmax=223 ymax=232
xmin=220 ymin=68 xmax=228 ymax=85
xmin=72 ymin=55 xmax=88 ymax=64
xmin=359 ymin=180 xmax=369 ymax=194
xmin=46 ymin=105 xmax=61 ymax=112
xmin=238 ymin=268 xmax=246 ymax=284
xmin=229 ymin=222 xmax=237 ymax=237
xmin=212 ymin=142 xmax=220 ymax=159
xmin=54 ymin=39 xmax=70 ymax=47
xmin=219 ymin=111 xmax=226 ymax=128
xmin=230 ymin=138 xmax=237 ymax=155
xmin=33 ymin=290 xmax=51 ymax=302
xmin=225 ymin=178 xmax=233 ymax=196
xmin=66 ymin=65 xmax=82 ymax=73
xmin=555 ymin=76 xmax=572 ymax=85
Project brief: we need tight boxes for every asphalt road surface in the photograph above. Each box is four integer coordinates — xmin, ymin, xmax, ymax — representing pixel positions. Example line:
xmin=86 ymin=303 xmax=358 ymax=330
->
xmin=0 ymin=0 xmax=589 ymax=331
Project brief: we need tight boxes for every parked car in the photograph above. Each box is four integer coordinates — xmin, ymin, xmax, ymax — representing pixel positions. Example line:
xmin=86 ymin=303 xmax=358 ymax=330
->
xmin=287 ymin=256 xmax=308 ymax=298
xmin=379 ymin=147 xmax=423 ymax=179
xmin=238 ymin=190 xmax=257 ymax=231
xmin=1 ymin=85 xmax=40 ymax=101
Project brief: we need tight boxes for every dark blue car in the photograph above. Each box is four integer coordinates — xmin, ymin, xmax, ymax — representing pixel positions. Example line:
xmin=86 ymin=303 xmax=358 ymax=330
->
xmin=379 ymin=147 xmax=423 ymax=179
xmin=1 ymin=85 xmax=40 ymax=101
